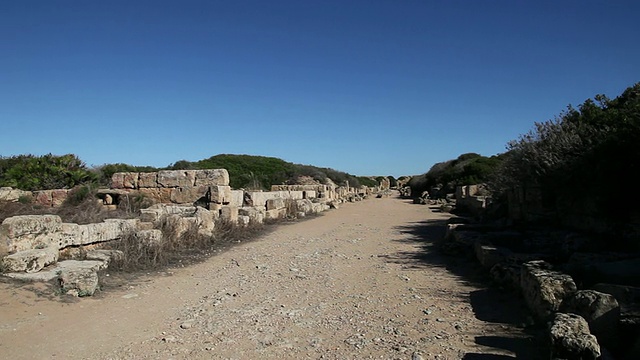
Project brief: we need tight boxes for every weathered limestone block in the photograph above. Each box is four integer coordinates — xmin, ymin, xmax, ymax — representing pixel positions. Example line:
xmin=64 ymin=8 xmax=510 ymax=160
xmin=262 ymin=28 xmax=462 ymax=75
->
xmin=57 ymin=260 xmax=105 ymax=297
xmin=243 ymin=191 xmax=280 ymax=208
xmin=85 ymin=249 xmax=124 ymax=267
xmin=490 ymin=263 xmax=521 ymax=289
xmin=549 ymin=313 xmax=601 ymax=360
xmin=238 ymin=215 xmax=251 ymax=226
xmin=229 ymin=190 xmax=244 ymax=207
xmin=295 ymin=199 xmax=313 ymax=214
xmin=33 ymin=191 xmax=53 ymax=207
xmin=0 ymin=187 xmax=32 ymax=202
xmin=111 ymin=172 xmax=140 ymax=189
xmin=135 ymin=229 xmax=163 ymax=245
xmin=137 ymin=188 xmax=172 ymax=204
xmin=265 ymin=208 xmax=287 ymax=220
xmin=158 ymin=170 xmax=196 ymax=188
xmin=140 ymin=204 xmax=196 ymax=222
xmin=1 ymin=215 xmax=63 ymax=253
xmin=210 ymin=186 xmax=232 ymax=204
xmin=304 ymin=190 xmax=317 ymax=199
xmin=266 ymin=198 xmax=286 ymax=211
xmin=474 ymin=240 xmax=512 ymax=269
xmin=561 ymin=290 xmax=620 ymax=349
xmin=220 ymin=206 xmax=239 ymax=223
xmin=75 ymin=219 xmax=137 ymax=247
xmin=521 ymin=260 xmax=577 ymax=320
xmin=1 ymin=247 xmax=59 ymax=273
xmin=194 ymin=207 xmax=215 ymax=237
xmin=283 ymin=191 xmax=304 ymax=200
xmin=170 ymin=185 xmax=208 ymax=204
xmin=238 ymin=207 xmax=265 ymax=224
xmin=138 ymin=172 xmax=158 ymax=188
xmin=194 ymin=169 xmax=230 ymax=187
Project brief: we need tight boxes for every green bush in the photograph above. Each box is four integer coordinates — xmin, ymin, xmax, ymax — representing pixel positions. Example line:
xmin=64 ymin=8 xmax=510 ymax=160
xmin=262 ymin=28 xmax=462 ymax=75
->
xmin=491 ymin=82 xmax=640 ymax=224
xmin=0 ymin=154 xmax=97 ymax=191
xmin=408 ymin=153 xmax=503 ymax=197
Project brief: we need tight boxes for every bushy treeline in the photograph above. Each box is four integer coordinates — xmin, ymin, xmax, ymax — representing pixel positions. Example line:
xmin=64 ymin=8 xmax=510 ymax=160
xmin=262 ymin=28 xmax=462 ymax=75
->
xmin=491 ymin=82 xmax=640 ymax=223
xmin=408 ymin=82 xmax=639 ymax=232
xmin=1 ymin=153 xmax=386 ymax=192
xmin=0 ymin=154 xmax=97 ymax=191
xmin=168 ymin=154 xmax=385 ymax=190
xmin=407 ymin=153 xmax=503 ymax=198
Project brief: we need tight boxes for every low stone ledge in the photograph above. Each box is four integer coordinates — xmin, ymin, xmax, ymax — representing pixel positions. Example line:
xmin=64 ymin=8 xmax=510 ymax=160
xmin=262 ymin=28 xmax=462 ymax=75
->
xmin=521 ymin=260 xmax=577 ymax=320
xmin=1 ymin=247 xmax=59 ymax=273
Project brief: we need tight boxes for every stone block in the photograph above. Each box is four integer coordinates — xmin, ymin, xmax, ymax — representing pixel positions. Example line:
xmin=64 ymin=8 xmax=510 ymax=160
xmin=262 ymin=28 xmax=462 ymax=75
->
xmin=194 ymin=207 xmax=215 ymax=237
xmin=295 ymin=199 xmax=313 ymax=214
xmin=138 ymin=172 xmax=158 ymax=188
xmin=266 ymin=198 xmax=286 ymax=211
xmin=549 ymin=313 xmax=601 ymax=360
xmin=561 ymin=290 xmax=620 ymax=349
xmin=33 ymin=191 xmax=53 ymax=207
xmin=57 ymin=260 xmax=104 ymax=297
xmin=170 ymin=186 xmax=208 ymax=204
xmin=51 ymin=189 xmax=69 ymax=207
xmin=238 ymin=207 xmax=264 ymax=224
xmin=211 ymin=186 xmax=232 ymax=204
xmin=1 ymin=247 xmax=59 ymax=273
xmin=1 ymin=215 xmax=63 ymax=253
xmin=194 ymin=169 xmax=229 ymax=187
xmin=521 ymin=260 xmax=577 ymax=320
xmin=135 ymin=229 xmax=164 ymax=245
xmin=228 ymin=190 xmax=244 ymax=207
xmin=303 ymin=190 xmax=317 ymax=199
xmin=122 ymin=172 xmax=138 ymax=189
xmin=85 ymin=249 xmax=124 ymax=267
xmin=137 ymin=188 xmax=172 ymax=203
xmin=474 ymin=240 xmax=512 ymax=269
xmin=0 ymin=187 xmax=32 ymax=202
xmin=265 ymin=208 xmax=286 ymax=220
xmin=111 ymin=172 xmax=125 ymax=189
xmin=239 ymin=215 xmax=250 ymax=226
xmin=220 ymin=206 xmax=238 ymax=223
xmin=158 ymin=170 xmax=196 ymax=188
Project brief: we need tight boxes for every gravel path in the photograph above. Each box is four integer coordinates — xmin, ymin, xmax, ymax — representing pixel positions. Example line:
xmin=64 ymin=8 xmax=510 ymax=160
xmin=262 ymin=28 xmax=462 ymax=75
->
xmin=0 ymin=197 xmax=541 ymax=359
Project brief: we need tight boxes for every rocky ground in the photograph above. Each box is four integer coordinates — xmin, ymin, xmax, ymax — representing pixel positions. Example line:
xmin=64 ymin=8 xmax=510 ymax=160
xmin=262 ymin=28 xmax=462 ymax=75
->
xmin=0 ymin=196 xmax=544 ymax=359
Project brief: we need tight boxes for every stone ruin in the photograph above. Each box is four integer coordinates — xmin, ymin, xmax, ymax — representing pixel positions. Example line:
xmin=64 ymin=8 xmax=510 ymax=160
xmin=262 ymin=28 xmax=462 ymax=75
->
xmin=1 ymin=169 xmax=383 ymax=297
xmin=443 ymin=223 xmax=640 ymax=359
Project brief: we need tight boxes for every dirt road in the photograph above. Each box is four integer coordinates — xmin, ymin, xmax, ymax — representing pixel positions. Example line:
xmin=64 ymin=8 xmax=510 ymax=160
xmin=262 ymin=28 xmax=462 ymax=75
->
xmin=0 ymin=197 xmax=540 ymax=359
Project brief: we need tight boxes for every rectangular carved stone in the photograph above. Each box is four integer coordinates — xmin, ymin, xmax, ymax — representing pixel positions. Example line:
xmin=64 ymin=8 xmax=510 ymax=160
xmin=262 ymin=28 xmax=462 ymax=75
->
xmin=521 ymin=260 xmax=577 ymax=320
xmin=228 ymin=190 xmax=244 ymax=207
xmin=158 ymin=170 xmax=196 ymax=188
xmin=266 ymin=198 xmax=286 ymax=210
xmin=194 ymin=169 xmax=230 ymax=187
xmin=211 ymin=186 xmax=232 ymax=204
xmin=138 ymin=172 xmax=158 ymax=188
xmin=1 ymin=215 xmax=63 ymax=253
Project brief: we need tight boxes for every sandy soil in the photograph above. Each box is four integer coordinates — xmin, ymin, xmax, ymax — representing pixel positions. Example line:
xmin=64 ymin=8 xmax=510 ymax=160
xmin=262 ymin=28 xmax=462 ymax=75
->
xmin=0 ymin=196 xmax=543 ymax=359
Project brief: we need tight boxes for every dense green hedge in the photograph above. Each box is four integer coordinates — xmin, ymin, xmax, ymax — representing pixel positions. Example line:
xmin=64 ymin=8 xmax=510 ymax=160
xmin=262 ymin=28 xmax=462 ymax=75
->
xmin=492 ymin=82 xmax=640 ymax=223
xmin=407 ymin=153 xmax=503 ymax=197
xmin=0 ymin=154 xmax=96 ymax=191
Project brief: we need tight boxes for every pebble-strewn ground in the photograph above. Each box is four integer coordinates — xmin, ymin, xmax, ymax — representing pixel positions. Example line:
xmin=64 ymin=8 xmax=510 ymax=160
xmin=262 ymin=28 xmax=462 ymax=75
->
xmin=0 ymin=197 xmax=543 ymax=359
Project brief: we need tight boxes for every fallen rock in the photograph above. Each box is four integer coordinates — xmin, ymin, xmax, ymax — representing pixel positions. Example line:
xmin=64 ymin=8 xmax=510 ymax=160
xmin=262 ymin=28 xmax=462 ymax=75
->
xmin=560 ymin=290 xmax=620 ymax=349
xmin=57 ymin=260 xmax=105 ymax=296
xmin=521 ymin=260 xmax=577 ymax=320
xmin=1 ymin=247 xmax=59 ymax=273
xmin=549 ymin=313 xmax=601 ymax=360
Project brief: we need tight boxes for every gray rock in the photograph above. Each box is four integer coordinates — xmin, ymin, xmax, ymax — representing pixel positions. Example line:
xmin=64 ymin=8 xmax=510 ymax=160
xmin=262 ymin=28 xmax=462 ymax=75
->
xmin=561 ymin=290 xmax=620 ymax=349
xmin=1 ymin=247 xmax=59 ymax=273
xmin=549 ymin=313 xmax=601 ymax=360
xmin=521 ymin=260 xmax=577 ymax=320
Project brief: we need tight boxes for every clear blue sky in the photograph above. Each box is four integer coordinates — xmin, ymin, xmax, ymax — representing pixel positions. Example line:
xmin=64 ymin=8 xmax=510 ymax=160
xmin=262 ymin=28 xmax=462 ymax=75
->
xmin=1 ymin=1 xmax=638 ymax=177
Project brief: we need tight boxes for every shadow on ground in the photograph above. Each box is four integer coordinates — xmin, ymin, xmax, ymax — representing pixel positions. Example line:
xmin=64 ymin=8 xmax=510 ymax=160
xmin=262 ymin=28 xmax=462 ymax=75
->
xmin=383 ymin=217 xmax=547 ymax=359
